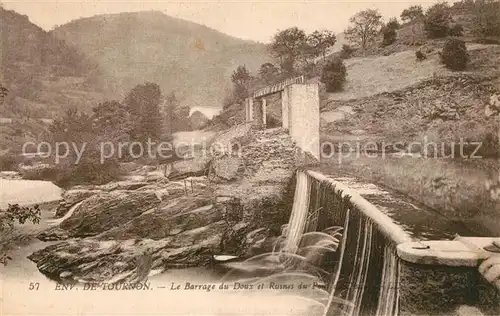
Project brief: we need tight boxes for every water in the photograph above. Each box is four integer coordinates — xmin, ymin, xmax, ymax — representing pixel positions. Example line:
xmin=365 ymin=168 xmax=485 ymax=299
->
xmin=0 ymin=179 xmax=62 ymax=209
xmin=0 ymin=178 xmax=327 ymax=315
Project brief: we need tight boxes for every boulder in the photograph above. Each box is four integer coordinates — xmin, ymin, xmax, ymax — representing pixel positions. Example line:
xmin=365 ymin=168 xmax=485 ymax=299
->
xmin=98 ymin=192 xmax=222 ymax=240
xmin=168 ymin=156 xmax=210 ymax=180
xmin=189 ymin=110 xmax=209 ymax=130
xmin=98 ymin=181 xmax=149 ymax=192
xmin=54 ymin=191 xmax=160 ymax=238
xmin=55 ymin=189 xmax=103 ymax=218
xmin=209 ymin=155 xmax=242 ymax=182
xmin=29 ymin=221 xmax=226 ymax=283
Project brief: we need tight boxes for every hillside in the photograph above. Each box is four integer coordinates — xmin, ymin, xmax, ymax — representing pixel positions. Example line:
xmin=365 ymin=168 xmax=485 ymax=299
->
xmin=210 ymin=4 xmax=500 ymax=156
xmin=52 ymin=11 xmax=270 ymax=116
xmin=321 ymin=44 xmax=500 ymax=156
xmin=0 ymin=7 xmax=109 ymax=119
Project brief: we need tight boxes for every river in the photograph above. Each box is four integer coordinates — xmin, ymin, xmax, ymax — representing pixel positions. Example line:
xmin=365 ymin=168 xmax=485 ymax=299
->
xmin=0 ymin=179 xmax=321 ymax=316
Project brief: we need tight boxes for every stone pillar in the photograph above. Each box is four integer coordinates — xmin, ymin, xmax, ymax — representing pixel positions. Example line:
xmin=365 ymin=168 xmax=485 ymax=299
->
xmin=281 ymin=90 xmax=289 ymax=129
xmin=283 ymin=84 xmax=320 ymax=161
xmin=262 ymin=98 xmax=267 ymax=128
xmin=245 ymin=98 xmax=254 ymax=122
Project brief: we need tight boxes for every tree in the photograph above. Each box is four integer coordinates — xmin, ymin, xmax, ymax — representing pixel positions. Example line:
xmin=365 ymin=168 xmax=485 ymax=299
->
xmin=472 ymin=0 xmax=500 ymax=38
xmin=92 ymin=100 xmax=130 ymax=138
xmin=320 ymin=58 xmax=347 ymax=92
xmin=440 ymin=38 xmax=469 ymax=70
xmin=270 ymin=27 xmax=307 ymax=73
xmin=231 ymin=65 xmax=252 ymax=102
xmin=340 ymin=44 xmax=356 ymax=59
xmin=400 ymin=5 xmax=424 ymax=22
xmin=259 ymin=63 xmax=279 ymax=84
xmin=124 ymin=82 xmax=162 ymax=142
xmin=307 ymin=30 xmax=337 ymax=61
xmin=424 ymin=2 xmax=452 ymax=38
xmin=50 ymin=107 xmax=93 ymax=144
xmin=164 ymin=92 xmax=178 ymax=136
xmin=386 ymin=17 xmax=401 ymax=30
xmin=449 ymin=24 xmax=464 ymax=36
xmin=344 ymin=9 xmax=384 ymax=53
xmin=382 ymin=26 xmax=397 ymax=46
xmin=0 ymin=204 xmax=41 ymax=265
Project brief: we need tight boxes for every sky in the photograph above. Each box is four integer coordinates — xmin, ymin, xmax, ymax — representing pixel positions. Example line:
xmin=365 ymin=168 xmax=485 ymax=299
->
xmin=3 ymin=0 xmax=447 ymax=43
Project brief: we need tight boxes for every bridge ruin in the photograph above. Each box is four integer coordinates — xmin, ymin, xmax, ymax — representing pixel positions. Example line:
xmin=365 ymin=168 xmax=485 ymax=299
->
xmin=245 ymin=76 xmax=320 ymax=160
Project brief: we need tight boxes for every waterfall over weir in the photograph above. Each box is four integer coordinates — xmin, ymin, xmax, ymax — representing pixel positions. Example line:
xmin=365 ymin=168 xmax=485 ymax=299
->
xmin=284 ymin=170 xmax=412 ymax=316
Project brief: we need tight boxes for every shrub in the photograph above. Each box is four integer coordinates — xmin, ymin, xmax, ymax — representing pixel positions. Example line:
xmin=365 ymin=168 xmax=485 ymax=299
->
xmin=449 ymin=24 xmax=464 ymax=36
xmin=472 ymin=0 xmax=500 ymax=38
xmin=339 ymin=44 xmax=355 ymax=59
xmin=0 ymin=154 xmax=21 ymax=171
xmin=386 ymin=17 xmax=400 ymax=30
xmin=320 ymin=58 xmax=347 ymax=92
xmin=416 ymin=50 xmax=427 ymax=61
xmin=382 ymin=27 xmax=397 ymax=46
xmin=424 ymin=3 xmax=452 ymax=38
xmin=54 ymin=150 xmax=121 ymax=188
xmin=440 ymin=38 xmax=468 ymax=70
xmin=0 ymin=204 xmax=41 ymax=265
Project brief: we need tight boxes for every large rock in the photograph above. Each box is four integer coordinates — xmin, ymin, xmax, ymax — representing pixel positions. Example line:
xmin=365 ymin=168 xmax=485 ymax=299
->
xmin=189 ymin=110 xmax=209 ymax=130
xmin=99 ymin=192 xmax=222 ymax=240
xmin=55 ymin=189 xmax=103 ymax=218
xmin=168 ymin=156 xmax=210 ymax=180
xmin=29 ymin=221 xmax=226 ymax=283
xmin=53 ymin=191 xmax=161 ymax=238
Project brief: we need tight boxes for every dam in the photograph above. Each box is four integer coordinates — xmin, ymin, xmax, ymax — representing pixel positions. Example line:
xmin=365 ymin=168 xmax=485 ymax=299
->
xmin=240 ymin=78 xmax=500 ymax=315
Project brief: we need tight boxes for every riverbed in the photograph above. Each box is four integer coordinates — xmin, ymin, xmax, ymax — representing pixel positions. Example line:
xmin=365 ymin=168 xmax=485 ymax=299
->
xmin=0 ymin=179 xmax=323 ymax=316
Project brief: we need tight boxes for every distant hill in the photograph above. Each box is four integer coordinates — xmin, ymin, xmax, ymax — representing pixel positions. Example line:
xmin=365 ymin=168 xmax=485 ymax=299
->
xmin=0 ymin=7 xmax=109 ymax=119
xmin=52 ymin=11 xmax=270 ymax=115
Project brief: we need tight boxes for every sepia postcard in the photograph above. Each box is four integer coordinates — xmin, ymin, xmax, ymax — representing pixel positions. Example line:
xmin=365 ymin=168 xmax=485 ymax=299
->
xmin=1 ymin=0 xmax=500 ymax=315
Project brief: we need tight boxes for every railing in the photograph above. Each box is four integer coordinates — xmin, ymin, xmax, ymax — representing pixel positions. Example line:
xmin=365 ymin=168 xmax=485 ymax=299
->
xmin=252 ymin=75 xmax=305 ymax=99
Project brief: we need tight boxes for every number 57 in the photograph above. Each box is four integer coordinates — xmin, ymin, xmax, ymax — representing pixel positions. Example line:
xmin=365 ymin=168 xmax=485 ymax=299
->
xmin=29 ymin=282 xmax=39 ymax=290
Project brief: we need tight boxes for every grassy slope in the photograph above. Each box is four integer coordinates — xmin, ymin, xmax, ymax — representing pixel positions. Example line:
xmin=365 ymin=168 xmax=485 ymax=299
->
xmin=320 ymin=44 xmax=500 ymax=153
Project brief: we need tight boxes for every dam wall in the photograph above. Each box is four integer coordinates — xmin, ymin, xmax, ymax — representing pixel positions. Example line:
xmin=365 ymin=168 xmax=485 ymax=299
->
xmin=295 ymin=170 xmax=500 ymax=316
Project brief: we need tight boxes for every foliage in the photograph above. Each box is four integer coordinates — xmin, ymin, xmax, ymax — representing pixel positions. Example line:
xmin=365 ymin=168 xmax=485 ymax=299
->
xmin=440 ymin=38 xmax=469 ymax=70
xmin=344 ymin=9 xmax=384 ymax=52
xmin=230 ymin=65 xmax=252 ymax=103
xmin=258 ymin=63 xmax=280 ymax=84
xmin=306 ymin=30 xmax=337 ymax=60
xmin=449 ymin=24 xmax=464 ymax=36
xmin=50 ymin=107 xmax=93 ymax=144
xmin=416 ymin=50 xmax=427 ymax=61
xmin=270 ymin=27 xmax=307 ymax=73
xmin=424 ymin=2 xmax=452 ymax=38
xmin=92 ymin=100 xmax=131 ymax=137
xmin=339 ymin=44 xmax=356 ymax=59
xmin=472 ymin=0 xmax=500 ymax=38
xmin=0 ymin=154 xmax=22 ymax=171
xmin=0 ymin=204 xmax=41 ymax=265
xmin=400 ymin=5 xmax=424 ymax=22
xmin=124 ymin=82 xmax=162 ymax=142
xmin=320 ymin=58 xmax=347 ymax=92
xmin=386 ymin=17 xmax=401 ymax=30
xmin=382 ymin=26 xmax=397 ymax=46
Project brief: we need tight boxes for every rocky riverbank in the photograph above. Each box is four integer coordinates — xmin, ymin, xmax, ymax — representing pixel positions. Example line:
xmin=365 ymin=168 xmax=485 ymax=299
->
xmin=28 ymin=125 xmax=315 ymax=283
